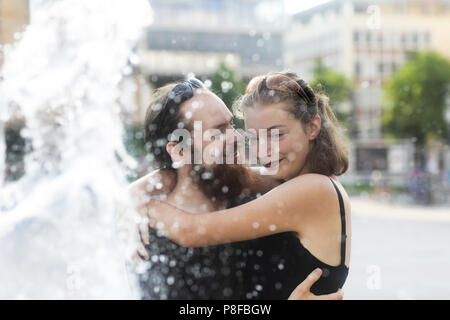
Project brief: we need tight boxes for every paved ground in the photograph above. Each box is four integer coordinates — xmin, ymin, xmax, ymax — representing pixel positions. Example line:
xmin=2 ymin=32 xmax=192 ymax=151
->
xmin=344 ymin=197 xmax=450 ymax=299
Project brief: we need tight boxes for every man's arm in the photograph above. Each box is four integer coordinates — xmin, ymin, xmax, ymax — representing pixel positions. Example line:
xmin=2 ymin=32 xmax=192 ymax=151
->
xmin=128 ymin=169 xmax=176 ymax=258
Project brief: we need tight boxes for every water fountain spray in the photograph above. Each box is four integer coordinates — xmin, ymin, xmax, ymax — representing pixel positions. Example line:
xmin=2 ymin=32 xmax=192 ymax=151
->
xmin=0 ymin=0 xmax=153 ymax=299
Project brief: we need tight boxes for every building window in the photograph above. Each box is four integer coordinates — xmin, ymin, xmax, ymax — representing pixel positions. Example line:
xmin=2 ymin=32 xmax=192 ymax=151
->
xmin=356 ymin=147 xmax=388 ymax=171
xmin=355 ymin=62 xmax=361 ymax=77
xmin=354 ymin=31 xmax=359 ymax=43
xmin=401 ymin=33 xmax=406 ymax=46
xmin=377 ymin=32 xmax=383 ymax=44
xmin=424 ymin=31 xmax=430 ymax=44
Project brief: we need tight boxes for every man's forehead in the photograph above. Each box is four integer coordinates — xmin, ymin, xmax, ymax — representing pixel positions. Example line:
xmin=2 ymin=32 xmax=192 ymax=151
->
xmin=180 ymin=90 xmax=232 ymax=125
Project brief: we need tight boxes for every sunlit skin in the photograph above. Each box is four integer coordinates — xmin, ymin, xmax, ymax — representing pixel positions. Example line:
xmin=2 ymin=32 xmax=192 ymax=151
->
xmin=127 ymin=89 xmax=344 ymax=300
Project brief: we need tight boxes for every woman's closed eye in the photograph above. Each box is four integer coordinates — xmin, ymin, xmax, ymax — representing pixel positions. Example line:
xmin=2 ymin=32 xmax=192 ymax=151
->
xmin=268 ymin=131 xmax=286 ymax=141
xmin=247 ymin=134 xmax=284 ymax=142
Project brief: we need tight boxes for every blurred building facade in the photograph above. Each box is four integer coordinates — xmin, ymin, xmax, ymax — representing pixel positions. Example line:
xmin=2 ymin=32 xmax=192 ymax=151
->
xmin=141 ymin=0 xmax=285 ymax=78
xmin=285 ymin=0 xmax=450 ymax=140
xmin=131 ymin=0 xmax=286 ymax=124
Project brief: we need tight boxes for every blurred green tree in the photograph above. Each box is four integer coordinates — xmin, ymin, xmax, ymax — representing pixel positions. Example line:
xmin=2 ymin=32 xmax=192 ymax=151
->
xmin=209 ymin=62 xmax=245 ymax=129
xmin=382 ymin=51 xmax=450 ymax=147
xmin=123 ymin=125 xmax=146 ymax=159
xmin=310 ymin=58 xmax=352 ymax=132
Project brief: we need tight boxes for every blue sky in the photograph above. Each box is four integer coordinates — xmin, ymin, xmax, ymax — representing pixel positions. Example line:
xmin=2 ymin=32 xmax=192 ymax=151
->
xmin=284 ymin=0 xmax=331 ymax=14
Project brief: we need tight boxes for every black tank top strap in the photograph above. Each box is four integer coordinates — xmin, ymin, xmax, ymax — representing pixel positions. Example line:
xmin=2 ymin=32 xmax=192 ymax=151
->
xmin=329 ymin=177 xmax=347 ymax=267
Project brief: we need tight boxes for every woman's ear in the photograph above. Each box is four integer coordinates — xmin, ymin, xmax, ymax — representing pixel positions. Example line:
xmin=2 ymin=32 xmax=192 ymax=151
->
xmin=308 ymin=114 xmax=321 ymax=140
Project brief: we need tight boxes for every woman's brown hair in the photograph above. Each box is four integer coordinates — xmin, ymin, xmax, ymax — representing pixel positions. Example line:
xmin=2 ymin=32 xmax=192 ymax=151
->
xmin=236 ymin=71 xmax=349 ymax=176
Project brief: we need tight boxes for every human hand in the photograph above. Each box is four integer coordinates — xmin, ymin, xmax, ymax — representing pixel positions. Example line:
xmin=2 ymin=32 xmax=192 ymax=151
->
xmin=288 ymin=268 xmax=344 ymax=300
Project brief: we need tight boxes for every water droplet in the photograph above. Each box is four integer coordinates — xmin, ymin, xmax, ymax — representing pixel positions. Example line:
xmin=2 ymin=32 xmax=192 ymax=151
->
xmin=223 ymin=288 xmax=233 ymax=297
xmin=201 ymin=172 xmax=213 ymax=180
xmin=156 ymin=221 xmax=165 ymax=229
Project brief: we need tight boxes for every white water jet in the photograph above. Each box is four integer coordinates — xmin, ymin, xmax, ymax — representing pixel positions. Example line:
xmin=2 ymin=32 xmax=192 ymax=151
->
xmin=0 ymin=0 xmax=153 ymax=299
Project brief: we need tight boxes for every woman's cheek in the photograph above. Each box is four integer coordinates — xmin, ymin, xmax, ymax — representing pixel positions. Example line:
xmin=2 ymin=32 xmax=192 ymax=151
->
xmin=292 ymin=137 xmax=307 ymax=154
xmin=278 ymin=136 xmax=292 ymax=155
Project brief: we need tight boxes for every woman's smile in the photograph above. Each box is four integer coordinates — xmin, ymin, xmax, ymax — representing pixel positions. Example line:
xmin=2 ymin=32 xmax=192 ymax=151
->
xmin=263 ymin=157 xmax=285 ymax=168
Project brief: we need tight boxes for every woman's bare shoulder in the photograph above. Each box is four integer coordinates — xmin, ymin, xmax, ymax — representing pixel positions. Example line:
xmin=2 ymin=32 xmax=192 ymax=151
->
xmin=272 ymin=173 xmax=337 ymax=196
xmin=263 ymin=173 xmax=340 ymax=213
xmin=290 ymin=173 xmax=351 ymax=217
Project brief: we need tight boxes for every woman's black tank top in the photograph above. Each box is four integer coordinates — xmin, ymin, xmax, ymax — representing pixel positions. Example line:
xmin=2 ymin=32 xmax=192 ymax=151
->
xmin=241 ymin=177 xmax=349 ymax=298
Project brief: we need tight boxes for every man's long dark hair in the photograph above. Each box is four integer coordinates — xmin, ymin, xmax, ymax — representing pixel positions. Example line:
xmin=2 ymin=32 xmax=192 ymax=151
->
xmin=144 ymin=82 xmax=186 ymax=173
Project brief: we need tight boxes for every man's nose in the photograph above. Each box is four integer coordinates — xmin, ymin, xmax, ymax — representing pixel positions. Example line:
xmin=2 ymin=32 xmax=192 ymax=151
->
xmin=233 ymin=128 xmax=244 ymax=143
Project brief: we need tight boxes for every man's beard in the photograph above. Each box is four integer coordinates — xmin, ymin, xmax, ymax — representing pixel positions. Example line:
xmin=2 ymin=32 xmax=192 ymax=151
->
xmin=191 ymin=163 xmax=251 ymax=206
